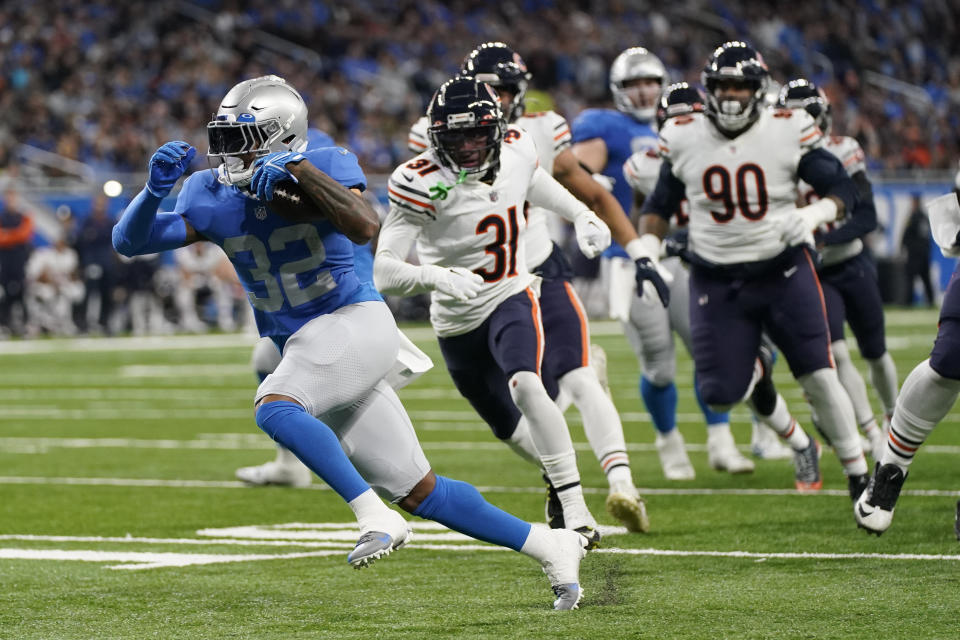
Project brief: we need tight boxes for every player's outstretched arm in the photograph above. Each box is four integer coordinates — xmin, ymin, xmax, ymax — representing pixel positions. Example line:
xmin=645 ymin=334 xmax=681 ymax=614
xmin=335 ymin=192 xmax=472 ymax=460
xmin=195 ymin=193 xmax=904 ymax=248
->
xmin=283 ymin=160 xmax=380 ymax=244
xmin=527 ymin=166 xmax=611 ymax=258
xmin=552 ymin=148 xmax=638 ymax=248
xmin=112 ymin=141 xmax=199 ymax=257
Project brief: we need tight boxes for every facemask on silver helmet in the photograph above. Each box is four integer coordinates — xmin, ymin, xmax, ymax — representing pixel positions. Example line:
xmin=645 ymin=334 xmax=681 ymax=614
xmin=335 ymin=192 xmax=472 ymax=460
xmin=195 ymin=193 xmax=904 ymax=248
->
xmin=207 ymin=75 xmax=309 ymax=187
xmin=609 ymin=47 xmax=668 ymax=121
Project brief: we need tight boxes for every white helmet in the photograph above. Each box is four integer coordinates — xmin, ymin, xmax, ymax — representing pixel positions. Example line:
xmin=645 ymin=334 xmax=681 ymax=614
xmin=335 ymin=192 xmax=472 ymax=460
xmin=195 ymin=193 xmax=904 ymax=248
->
xmin=609 ymin=47 xmax=668 ymax=121
xmin=207 ymin=75 xmax=309 ymax=187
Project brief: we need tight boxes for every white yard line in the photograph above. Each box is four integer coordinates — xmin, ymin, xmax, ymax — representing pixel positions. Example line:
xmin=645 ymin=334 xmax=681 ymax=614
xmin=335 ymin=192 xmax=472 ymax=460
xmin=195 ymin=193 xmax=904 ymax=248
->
xmin=2 ymin=521 xmax=958 ymax=571
xmin=3 ymin=435 xmax=960 ymax=456
xmin=0 ymin=475 xmax=956 ymax=497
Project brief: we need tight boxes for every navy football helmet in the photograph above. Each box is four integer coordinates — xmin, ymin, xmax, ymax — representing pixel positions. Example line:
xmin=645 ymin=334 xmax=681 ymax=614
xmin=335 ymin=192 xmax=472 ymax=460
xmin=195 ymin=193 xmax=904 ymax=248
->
xmin=427 ymin=77 xmax=507 ymax=175
xmin=778 ymin=78 xmax=832 ymax=135
xmin=656 ymin=82 xmax=706 ymax=130
xmin=461 ymin=42 xmax=532 ymax=123
xmin=701 ymin=41 xmax=769 ymax=135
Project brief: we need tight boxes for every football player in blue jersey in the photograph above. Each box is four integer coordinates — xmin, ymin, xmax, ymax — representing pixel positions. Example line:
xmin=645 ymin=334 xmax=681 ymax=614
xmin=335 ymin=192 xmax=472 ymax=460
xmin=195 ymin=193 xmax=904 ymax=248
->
xmin=112 ymin=75 xmax=588 ymax=610
xmin=572 ymin=47 xmax=753 ymax=480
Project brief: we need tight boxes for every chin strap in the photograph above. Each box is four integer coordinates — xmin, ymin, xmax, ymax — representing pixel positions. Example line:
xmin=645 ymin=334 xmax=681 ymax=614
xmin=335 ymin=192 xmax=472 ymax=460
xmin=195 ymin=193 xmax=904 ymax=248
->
xmin=428 ymin=169 xmax=468 ymax=201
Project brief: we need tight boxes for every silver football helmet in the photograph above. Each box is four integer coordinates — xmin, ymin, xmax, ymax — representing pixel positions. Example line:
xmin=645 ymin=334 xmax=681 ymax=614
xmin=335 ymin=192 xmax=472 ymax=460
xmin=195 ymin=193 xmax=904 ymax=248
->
xmin=207 ymin=75 xmax=309 ymax=187
xmin=609 ymin=47 xmax=668 ymax=121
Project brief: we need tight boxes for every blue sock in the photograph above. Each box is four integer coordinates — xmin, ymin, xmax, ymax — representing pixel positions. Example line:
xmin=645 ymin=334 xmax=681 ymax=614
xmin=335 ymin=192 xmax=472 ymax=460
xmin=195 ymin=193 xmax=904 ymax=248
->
xmin=640 ymin=376 xmax=677 ymax=434
xmin=255 ymin=400 xmax=370 ymax=502
xmin=413 ymin=475 xmax=531 ymax=551
xmin=694 ymin=371 xmax=730 ymax=426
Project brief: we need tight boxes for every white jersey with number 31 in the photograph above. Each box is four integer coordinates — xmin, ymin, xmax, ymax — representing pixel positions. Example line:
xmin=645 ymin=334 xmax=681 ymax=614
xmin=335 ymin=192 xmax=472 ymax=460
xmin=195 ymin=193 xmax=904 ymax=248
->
xmin=658 ymin=107 xmax=824 ymax=264
xmin=407 ymin=111 xmax=572 ymax=270
xmin=385 ymin=126 xmax=540 ymax=336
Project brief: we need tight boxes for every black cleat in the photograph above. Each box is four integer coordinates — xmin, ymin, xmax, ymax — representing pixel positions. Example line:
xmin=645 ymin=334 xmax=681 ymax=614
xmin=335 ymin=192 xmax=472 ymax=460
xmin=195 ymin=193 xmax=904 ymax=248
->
xmin=847 ymin=473 xmax=870 ymax=502
xmin=574 ymin=525 xmax=602 ymax=550
xmin=854 ymin=462 xmax=907 ymax=536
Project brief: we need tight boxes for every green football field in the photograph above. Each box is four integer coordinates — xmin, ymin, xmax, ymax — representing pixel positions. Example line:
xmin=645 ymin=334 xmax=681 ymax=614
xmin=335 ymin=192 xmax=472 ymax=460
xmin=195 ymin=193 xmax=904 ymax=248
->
xmin=2 ymin=309 xmax=959 ymax=639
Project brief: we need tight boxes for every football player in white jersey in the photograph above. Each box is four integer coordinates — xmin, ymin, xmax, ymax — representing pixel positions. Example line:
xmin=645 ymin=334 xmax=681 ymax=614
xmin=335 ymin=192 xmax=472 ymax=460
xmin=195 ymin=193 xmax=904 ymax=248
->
xmin=636 ymin=41 xmax=872 ymax=501
xmin=855 ymin=191 xmax=960 ymax=535
xmin=376 ymin=76 xmax=614 ymax=546
xmin=622 ymin=82 xmax=759 ymax=479
xmin=405 ymin=42 xmax=650 ymax=532
xmin=780 ymin=79 xmax=899 ymax=462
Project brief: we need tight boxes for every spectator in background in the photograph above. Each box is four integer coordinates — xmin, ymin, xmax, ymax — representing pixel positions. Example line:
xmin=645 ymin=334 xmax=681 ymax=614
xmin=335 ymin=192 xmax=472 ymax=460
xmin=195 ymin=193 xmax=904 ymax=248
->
xmin=0 ymin=188 xmax=34 ymax=337
xmin=25 ymin=232 xmax=84 ymax=336
xmin=75 ymin=194 xmax=119 ymax=334
xmin=902 ymin=193 xmax=934 ymax=307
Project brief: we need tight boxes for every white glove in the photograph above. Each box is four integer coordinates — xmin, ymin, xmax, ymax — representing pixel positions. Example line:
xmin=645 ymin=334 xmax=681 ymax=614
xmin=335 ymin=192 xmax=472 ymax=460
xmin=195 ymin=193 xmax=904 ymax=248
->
xmin=778 ymin=211 xmax=815 ymax=247
xmin=424 ymin=265 xmax=484 ymax=302
xmin=573 ymin=210 xmax=611 ymax=259
xmin=779 ymin=198 xmax=838 ymax=246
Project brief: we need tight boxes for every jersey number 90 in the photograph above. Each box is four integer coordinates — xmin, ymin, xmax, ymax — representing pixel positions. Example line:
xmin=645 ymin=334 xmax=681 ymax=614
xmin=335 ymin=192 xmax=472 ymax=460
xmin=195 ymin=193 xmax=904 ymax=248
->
xmin=702 ymin=163 xmax=768 ymax=223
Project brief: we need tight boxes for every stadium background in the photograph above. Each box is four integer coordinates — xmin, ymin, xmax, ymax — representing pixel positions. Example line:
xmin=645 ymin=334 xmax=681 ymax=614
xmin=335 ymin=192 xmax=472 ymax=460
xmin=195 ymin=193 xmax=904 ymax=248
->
xmin=2 ymin=1 xmax=959 ymax=326
xmin=3 ymin=3 xmax=960 ymax=637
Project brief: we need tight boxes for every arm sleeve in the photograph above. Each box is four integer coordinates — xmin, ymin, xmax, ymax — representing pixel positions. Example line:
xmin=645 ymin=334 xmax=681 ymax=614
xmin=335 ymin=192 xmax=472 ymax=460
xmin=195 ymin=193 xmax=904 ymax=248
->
xmin=112 ymin=188 xmax=187 ymax=257
xmin=373 ymin=207 xmax=435 ymax=297
xmin=797 ymin=148 xmax=858 ymax=214
xmin=640 ymin=160 xmax=685 ymax=222
xmin=526 ymin=165 xmax=591 ymax=222
xmin=818 ymin=171 xmax=878 ymax=246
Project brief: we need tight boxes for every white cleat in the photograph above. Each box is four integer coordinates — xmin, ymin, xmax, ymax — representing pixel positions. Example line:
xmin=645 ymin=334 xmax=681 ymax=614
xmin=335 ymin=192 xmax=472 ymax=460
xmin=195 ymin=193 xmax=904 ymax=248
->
xmin=750 ymin=420 xmax=794 ymax=460
xmin=605 ymin=488 xmax=650 ymax=533
xmin=347 ymin=509 xmax=412 ymax=568
xmin=540 ymin=528 xmax=588 ymax=610
xmin=235 ymin=460 xmax=312 ymax=488
xmin=707 ymin=430 xmax=755 ymax=474
xmin=655 ymin=430 xmax=696 ymax=480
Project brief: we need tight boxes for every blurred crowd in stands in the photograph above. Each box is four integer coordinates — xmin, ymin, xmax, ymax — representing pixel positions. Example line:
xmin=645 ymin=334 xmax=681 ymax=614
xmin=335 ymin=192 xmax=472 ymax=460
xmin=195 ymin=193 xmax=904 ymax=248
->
xmin=1 ymin=0 xmax=958 ymax=178
xmin=1 ymin=0 xmax=959 ymax=337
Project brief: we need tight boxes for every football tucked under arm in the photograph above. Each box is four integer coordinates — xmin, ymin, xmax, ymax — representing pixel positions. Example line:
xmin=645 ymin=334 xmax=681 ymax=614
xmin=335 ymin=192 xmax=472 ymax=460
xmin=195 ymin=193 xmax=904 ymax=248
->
xmin=283 ymin=161 xmax=380 ymax=244
xmin=263 ymin=179 xmax=329 ymax=222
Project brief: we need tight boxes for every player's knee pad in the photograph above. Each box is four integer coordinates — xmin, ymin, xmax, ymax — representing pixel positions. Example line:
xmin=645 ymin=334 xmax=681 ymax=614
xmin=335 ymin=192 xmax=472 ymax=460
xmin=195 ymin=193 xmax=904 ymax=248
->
xmin=254 ymin=399 xmax=304 ymax=440
xmin=251 ymin=337 xmax=282 ymax=381
xmin=697 ymin=376 xmax=741 ymax=413
xmin=643 ymin=359 xmax=676 ymax=387
xmin=556 ymin=366 xmax=600 ymax=405
xmin=508 ymin=370 xmax=547 ymax=409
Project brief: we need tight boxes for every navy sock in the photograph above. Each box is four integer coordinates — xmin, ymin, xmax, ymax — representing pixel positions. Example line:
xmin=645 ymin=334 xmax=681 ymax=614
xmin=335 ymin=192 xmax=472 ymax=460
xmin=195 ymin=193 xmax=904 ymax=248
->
xmin=255 ymin=400 xmax=369 ymax=502
xmin=695 ymin=371 xmax=730 ymax=425
xmin=413 ymin=475 xmax=531 ymax=551
xmin=640 ymin=377 xmax=677 ymax=434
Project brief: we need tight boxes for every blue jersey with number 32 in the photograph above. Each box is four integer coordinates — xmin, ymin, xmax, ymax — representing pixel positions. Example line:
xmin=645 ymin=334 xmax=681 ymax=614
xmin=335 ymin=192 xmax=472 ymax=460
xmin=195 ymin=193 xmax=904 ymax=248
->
xmin=174 ymin=147 xmax=381 ymax=347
